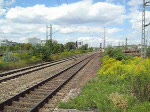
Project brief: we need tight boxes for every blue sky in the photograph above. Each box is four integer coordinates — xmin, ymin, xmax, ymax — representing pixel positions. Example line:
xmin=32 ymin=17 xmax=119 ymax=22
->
xmin=0 ymin=0 xmax=150 ymax=47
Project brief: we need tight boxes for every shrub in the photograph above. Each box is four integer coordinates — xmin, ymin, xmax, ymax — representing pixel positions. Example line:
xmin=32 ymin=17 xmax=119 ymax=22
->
xmin=99 ymin=56 xmax=150 ymax=102
xmin=2 ymin=52 xmax=20 ymax=62
xmin=104 ymin=46 xmax=127 ymax=60
xmin=14 ymin=52 xmax=31 ymax=60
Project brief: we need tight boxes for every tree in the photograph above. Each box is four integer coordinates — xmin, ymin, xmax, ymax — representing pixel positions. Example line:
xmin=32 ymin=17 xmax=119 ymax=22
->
xmin=65 ymin=42 xmax=76 ymax=51
xmin=14 ymin=45 xmax=20 ymax=51
xmin=105 ymin=46 xmax=126 ymax=60
xmin=59 ymin=44 xmax=65 ymax=53
xmin=23 ymin=43 xmax=32 ymax=50
xmin=79 ymin=44 xmax=88 ymax=50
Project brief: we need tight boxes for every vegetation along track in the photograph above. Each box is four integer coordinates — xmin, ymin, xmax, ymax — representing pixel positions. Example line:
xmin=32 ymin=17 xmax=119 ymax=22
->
xmin=0 ymin=53 xmax=95 ymax=112
xmin=0 ymin=55 xmax=81 ymax=83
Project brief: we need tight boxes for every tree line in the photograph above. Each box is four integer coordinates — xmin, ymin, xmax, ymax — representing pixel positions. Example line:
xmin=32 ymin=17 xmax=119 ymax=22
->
xmin=0 ymin=40 xmax=92 ymax=61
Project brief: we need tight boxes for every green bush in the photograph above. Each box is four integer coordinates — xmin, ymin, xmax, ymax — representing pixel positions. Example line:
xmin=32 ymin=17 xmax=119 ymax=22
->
xmin=14 ymin=52 xmax=31 ymax=60
xmin=24 ymin=56 xmax=42 ymax=65
xmin=104 ymin=46 xmax=127 ymax=60
xmin=2 ymin=52 xmax=20 ymax=62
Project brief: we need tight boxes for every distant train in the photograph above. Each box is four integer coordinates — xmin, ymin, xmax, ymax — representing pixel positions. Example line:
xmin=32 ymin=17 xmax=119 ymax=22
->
xmin=123 ymin=50 xmax=140 ymax=56
xmin=123 ymin=50 xmax=140 ymax=53
xmin=0 ymin=54 xmax=3 ymax=57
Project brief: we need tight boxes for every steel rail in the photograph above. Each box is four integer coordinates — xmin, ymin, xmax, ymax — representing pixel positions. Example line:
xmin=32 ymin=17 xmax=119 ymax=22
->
xmin=0 ymin=55 xmax=79 ymax=83
xmin=0 ymin=53 xmax=95 ymax=111
xmin=0 ymin=56 xmax=78 ymax=77
xmin=31 ymin=55 xmax=93 ymax=112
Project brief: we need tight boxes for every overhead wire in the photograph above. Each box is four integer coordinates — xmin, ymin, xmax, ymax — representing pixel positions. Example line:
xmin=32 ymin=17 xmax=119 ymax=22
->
xmin=64 ymin=0 xmax=103 ymax=39
xmin=54 ymin=0 xmax=83 ymax=38
xmin=64 ymin=0 xmax=104 ymax=48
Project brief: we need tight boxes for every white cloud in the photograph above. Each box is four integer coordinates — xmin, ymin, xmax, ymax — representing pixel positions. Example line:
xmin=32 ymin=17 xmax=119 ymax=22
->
xmin=128 ymin=0 xmax=143 ymax=7
xmin=0 ymin=0 xmax=15 ymax=8
xmin=129 ymin=8 xmax=150 ymax=31
xmin=0 ymin=0 xmax=127 ymax=46
xmin=0 ymin=0 xmax=15 ymax=16
xmin=0 ymin=8 xmax=6 ymax=16
xmin=5 ymin=0 xmax=15 ymax=6
xmin=125 ymin=0 xmax=149 ymax=43
xmin=59 ymin=26 xmax=122 ymax=35
xmin=6 ymin=1 xmax=126 ymax=26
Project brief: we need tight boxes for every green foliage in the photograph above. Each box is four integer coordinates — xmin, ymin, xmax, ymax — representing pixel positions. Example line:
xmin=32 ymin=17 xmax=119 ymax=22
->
xmin=79 ymin=44 xmax=88 ymax=51
xmin=0 ymin=53 xmax=42 ymax=72
xmin=22 ymin=43 xmax=32 ymax=50
xmin=128 ymin=102 xmax=150 ymax=112
xmin=14 ymin=52 xmax=31 ymax=60
xmin=100 ymin=56 xmax=150 ymax=102
xmin=0 ymin=40 xmax=93 ymax=72
xmin=146 ymin=47 xmax=150 ymax=57
xmin=87 ymin=47 xmax=93 ymax=52
xmin=29 ymin=40 xmax=65 ymax=61
xmin=65 ymin=42 xmax=76 ymax=51
xmin=23 ymin=56 xmax=42 ymax=65
xmin=104 ymin=46 xmax=127 ymax=60
xmin=29 ymin=45 xmax=50 ymax=61
xmin=2 ymin=52 xmax=20 ymax=62
xmin=50 ymin=51 xmax=77 ymax=61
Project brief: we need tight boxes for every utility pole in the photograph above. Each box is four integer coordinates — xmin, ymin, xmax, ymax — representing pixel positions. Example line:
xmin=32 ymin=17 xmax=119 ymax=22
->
xmin=50 ymin=24 xmax=52 ymax=42
xmin=146 ymin=31 xmax=148 ymax=48
xmin=50 ymin=25 xmax=52 ymax=54
xmin=75 ymin=41 xmax=78 ymax=49
xmin=100 ymin=43 xmax=102 ymax=48
xmin=103 ymin=27 xmax=106 ymax=49
xmin=118 ymin=41 xmax=120 ymax=48
xmin=46 ymin=25 xmax=52 ymax=42
xmin=46 ymin=25 xmax=52 ymax=53
xmin=141 ymin=0 xmax=150 ymax=58
xmin=100 ymin=43 xmax=102 ymax=52
xmin=46 ymin=26 xmax=48 ymax=42
xmin=125 ymin=38 xmax=127 ymax=50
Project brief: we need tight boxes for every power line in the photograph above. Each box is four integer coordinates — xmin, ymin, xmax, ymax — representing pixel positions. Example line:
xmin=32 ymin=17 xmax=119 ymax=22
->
xmin=57 ymin=0 xmax=102 ymax=39
xmin=54 ymin=0 xmax=92 ymax=43
xmin=66 ymin=0 xmax=102 ymax=38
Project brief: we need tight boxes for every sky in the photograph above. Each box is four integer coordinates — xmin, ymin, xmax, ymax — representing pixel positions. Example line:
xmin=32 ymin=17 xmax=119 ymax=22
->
xmin=0 ymin=0 xmax=150 ymax=47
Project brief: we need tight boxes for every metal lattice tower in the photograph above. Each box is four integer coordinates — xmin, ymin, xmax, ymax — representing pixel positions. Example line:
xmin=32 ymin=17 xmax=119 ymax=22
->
xmin=141 ymin=0 xmax=150 ymax=58
xmin=103 ymin=27 xmax=106 ymax=49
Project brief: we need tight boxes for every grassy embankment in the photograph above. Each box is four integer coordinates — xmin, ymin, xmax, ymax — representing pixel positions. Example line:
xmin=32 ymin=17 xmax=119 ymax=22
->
xmin=59 ymin=56 xmax=150 ymax=112
xmin=0 ymin=50 xmax=89 ymax=73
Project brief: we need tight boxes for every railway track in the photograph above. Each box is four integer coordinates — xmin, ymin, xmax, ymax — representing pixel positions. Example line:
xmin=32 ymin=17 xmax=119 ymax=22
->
xmin=0 ymin=53 xmax=95 ymax=112
xmin=0 ymin=55 xmax=81 ymax=83
xmin=0 ymin=53 xmax=91 ymax=103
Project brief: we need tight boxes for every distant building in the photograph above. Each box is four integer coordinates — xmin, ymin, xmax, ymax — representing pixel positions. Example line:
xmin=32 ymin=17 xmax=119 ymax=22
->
xmin=26 ymin=37 xmax=41 ymax=46
xmin=41 ymin=40 xmax=46 ymax=46
xmin=0 ymin=39 xmax=18 ymax=46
